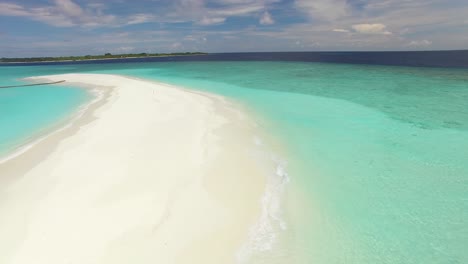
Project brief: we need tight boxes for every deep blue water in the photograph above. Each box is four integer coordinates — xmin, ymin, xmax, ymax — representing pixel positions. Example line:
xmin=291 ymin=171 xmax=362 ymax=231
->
xmin=2 ymin=50 xmax=468 ymax=68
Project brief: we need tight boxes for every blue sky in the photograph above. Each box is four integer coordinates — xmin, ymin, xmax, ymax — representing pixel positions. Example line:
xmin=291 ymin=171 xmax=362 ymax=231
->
xmin=0 ymin=0 xmax=467 ymax=57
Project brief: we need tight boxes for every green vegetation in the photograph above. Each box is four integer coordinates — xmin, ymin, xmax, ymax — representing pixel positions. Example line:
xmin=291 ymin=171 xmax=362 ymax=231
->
xmin=0 ymin=52 xmax=207 ymax=63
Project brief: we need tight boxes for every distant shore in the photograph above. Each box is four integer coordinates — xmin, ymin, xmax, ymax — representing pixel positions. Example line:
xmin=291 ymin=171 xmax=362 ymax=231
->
xmin=0 ymin=52 xmax=207 ymax=63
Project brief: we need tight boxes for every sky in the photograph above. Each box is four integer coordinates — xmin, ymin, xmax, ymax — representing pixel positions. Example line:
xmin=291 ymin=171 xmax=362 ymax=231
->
xmin=0 ymin=0 xmax=467 ymax=57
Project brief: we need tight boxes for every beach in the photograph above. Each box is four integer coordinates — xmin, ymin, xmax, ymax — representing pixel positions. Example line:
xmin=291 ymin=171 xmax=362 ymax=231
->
xmin=0 ymin=74 xmax=271 ymax=264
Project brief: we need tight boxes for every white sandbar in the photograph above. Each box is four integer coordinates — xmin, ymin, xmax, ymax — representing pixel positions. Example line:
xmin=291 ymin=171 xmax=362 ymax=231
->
xmin=0 ymin=74 xmax=269 ymax=264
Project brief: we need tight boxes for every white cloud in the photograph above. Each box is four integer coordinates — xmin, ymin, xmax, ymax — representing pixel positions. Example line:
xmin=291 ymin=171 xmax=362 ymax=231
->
xmin=213 ymin=4 xmax=264 ymax=16
xmin=1 ymin=0 xmax=468 ymax=54
xmin=332 ymin=28 xmax=350 ymax=33
xmin=126 ymin=14 xmax=155 ymax=25
xmin=170 ymin=42 xmax=183 ymax=50
xmin=330 ymin=24 xmax=392 ymax=36
xmin=115 ymin=46 xmax=135 ymax=53
xmin=164 ymin=0 xmax=277 ymax=26
xmin=295 ymin=0 xmax=348 ymax=21
xmin=0 ymin=3 xmax=30 ymax=16
xmin=351 ymin=24 xmax=392 ymax=35
xmin=0 ymin=0 xmax=277 ymax=29
xmin=54 ymin=0 xmax=83 ymax=18
xmin=0 ymin=0 xmax=116 ymax=27
xmin=260 ymin=11 xmax=274 ymax=25
xmin=198 ymin=16 xmax=226 ymax=25
xmin=214 ymin=0 xmax=261 ymax=4
xmin=184 ymin=34 xmax=208 ymax=43
xmin=408 ymin=39 xmax=432 ymax=47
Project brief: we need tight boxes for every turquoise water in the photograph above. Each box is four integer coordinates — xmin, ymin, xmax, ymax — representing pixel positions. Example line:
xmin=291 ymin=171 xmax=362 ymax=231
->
xmin=1 ymin=62 xmax=467 ymax=263
xmin=0 ymin=66 xmax=89 ymax=157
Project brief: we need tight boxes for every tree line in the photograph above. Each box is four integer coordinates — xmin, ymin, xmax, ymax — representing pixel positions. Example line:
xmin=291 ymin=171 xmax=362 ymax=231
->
xmin=0 ymin=52 xmax=207 ymax=63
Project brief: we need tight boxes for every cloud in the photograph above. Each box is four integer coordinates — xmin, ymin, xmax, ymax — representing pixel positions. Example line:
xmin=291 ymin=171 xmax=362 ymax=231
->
xmin=170 ymin=42 xmax=183 ymax=50
xmin=259 ymin=11 xmax=274 ymax=25
xmin=162 ymin=0 xmax=278 ymax=26
xmin=408 ymin=39 xmax=432 ymax=47
xmin=351 ymin=24 xmax=392 ymax=35
xmin=197 ymin=16 xmax=226 ymax=25
xmin=114 ymin=46 xmax=135 ymax=53
xmin=54 ymin=0 xmax=83 ymax=18
xmin=1 ymin=0 xmax=468 ymax=55
xmin=126 ymin=14 xmax=155 ymax=25
xmin=0 ymin=3 xmax=30 ymax=16
xmin=0 ymin=0 xmax=278 ymax=30
xmin=295 ymin=0 xmax=349 ymax=21
xmin=190 ymin=1 xmax=274 ymax=25
xmin=213 ymin=4 xmax=264 ymax=16
xmin=0 ymin=0 xmax=116 ymax=27
xmin=331 ymin=24 xmax=391 ymax=35
xmin=332 ymin=28 xmax=350 ymax=33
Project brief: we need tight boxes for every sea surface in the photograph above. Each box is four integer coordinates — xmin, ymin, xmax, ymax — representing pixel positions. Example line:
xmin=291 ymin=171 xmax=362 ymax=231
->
xmin=0 ymin=66 xmax=89 ymax=158
xmin=1 ymin=52 xmax=467 ymax=263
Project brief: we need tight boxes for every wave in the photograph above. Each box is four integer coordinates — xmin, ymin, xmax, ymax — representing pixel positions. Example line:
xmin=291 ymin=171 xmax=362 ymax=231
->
xmin=236 ymin=135 xmax=290 ymax=264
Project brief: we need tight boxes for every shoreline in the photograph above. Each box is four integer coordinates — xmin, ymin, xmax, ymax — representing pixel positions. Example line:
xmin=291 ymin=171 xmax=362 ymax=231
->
xmin=0 ymin=73 xmax=284 ymax=264
xmin=0 ymin=79 xmax=109 ymax=166
xmin=0 ymin=54 xmax=208 ymax=64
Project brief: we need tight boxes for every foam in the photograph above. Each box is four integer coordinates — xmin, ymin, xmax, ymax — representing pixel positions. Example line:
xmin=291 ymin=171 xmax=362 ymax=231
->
xmin=236 ymin=135 xmax=290 ymax=264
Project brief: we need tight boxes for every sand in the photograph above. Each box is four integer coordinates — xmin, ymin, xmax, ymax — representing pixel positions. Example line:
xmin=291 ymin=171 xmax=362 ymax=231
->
xmin=0 ymin=74 xmax=269 ymax=264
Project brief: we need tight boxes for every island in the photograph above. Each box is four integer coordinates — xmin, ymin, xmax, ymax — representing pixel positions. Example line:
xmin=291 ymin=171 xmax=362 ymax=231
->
xmin=0 ymin=52 xmax=207 ymax=63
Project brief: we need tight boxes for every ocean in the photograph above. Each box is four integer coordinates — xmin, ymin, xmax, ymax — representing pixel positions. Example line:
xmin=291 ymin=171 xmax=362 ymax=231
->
xmin=0 ymin=66 xmax=89 ymax=158
xmin=1 ymin=52 xmax=467 ymax=263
